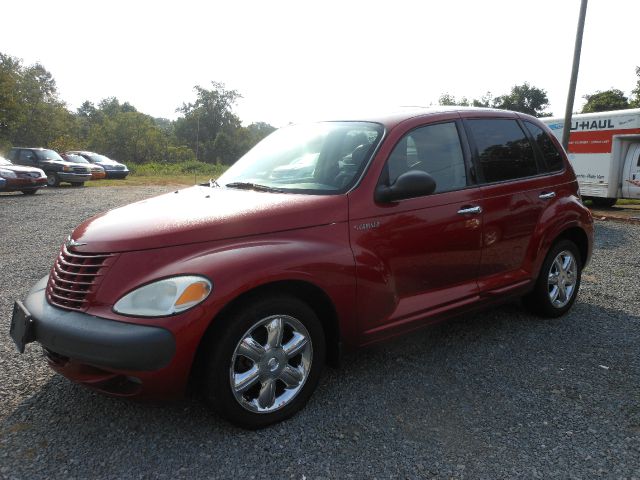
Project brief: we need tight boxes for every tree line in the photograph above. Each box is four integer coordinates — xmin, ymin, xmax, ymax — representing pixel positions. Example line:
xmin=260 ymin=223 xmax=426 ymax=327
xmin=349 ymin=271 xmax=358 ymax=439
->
xmin=439 ymin=67 xmax=640 ymax=116
xmin=0 ymin=52 xmax=275 ymax=164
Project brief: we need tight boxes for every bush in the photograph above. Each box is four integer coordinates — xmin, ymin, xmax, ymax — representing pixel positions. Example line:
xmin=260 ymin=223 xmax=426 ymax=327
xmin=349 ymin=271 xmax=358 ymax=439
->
xmin=166 ymin=145 xmax=196 ymax=163
xmin=128 ymin=161 xmax=228 ymax=178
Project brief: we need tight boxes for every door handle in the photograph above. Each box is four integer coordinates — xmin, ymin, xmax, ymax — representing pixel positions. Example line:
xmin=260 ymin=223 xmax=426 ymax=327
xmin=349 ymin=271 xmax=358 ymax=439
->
xmin=539 ymin=191 xmax=556 ymax=200
xmin=457 ymin=206 xmax=482 ymax=215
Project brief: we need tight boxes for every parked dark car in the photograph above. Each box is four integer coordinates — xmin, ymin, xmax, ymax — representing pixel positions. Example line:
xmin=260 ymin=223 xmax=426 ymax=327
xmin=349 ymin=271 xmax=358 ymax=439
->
xmin=8 ymin=148 xmax=92 ymax=187
xmin=0 ymin=156 xmax=48 ymax=194
xmin=11 ymin=108 xmax=593 ymax=429
xmin=61 ymin=153 xmax=106 ymax=180
xmin=66 ymin=151 xmax=129 ymax=179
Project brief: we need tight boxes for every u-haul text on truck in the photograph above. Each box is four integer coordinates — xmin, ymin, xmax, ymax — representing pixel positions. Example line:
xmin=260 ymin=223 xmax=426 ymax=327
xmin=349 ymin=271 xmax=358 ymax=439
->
xmin=543 ymin=109 xmax=640 ymax=207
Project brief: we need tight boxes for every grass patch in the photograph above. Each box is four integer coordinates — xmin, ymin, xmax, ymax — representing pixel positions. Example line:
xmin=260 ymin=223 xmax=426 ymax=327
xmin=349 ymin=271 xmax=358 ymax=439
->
xmin=85 ymin=161 xmax=229 ymax=187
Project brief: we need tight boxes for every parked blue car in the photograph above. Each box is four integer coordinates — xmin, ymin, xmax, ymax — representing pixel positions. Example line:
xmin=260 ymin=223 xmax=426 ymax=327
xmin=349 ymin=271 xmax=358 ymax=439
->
xmin=65 ymin=151 xmax=129 ymax=179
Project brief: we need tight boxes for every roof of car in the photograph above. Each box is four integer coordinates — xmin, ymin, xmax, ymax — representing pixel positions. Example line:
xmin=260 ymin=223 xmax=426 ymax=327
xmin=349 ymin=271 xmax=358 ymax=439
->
xmin=11 ymin=147 xmax=51 ymax=150
xmin=316 ymin=106 xmax=523 ymax=129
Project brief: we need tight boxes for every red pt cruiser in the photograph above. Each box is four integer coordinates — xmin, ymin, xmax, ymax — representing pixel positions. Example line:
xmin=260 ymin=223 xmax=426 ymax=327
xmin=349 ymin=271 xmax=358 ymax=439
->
xmin=11 ymin=108 xmax=593 ymax=428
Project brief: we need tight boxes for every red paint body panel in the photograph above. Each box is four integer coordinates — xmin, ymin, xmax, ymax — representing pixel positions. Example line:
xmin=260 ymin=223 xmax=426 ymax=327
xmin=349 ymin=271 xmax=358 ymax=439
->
xmin=72 ymin=187 xmax=348 ymax=252
xmin=38 ymin=107 xmax=593 ymax=399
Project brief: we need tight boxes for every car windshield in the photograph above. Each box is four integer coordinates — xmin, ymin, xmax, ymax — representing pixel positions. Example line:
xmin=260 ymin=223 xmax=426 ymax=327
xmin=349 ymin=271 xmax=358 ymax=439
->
xmin=0 ymin=157 xmax=12 ymax=166
xmin=35 ymin=149 xmax=64 ymax=161
xmin=65 ymin=154 xmax=89 ymax=164
xmin=87 ymin=154 xmax=113 ymax=163
xmin=218 ymin=122 xmax=384 ymax=194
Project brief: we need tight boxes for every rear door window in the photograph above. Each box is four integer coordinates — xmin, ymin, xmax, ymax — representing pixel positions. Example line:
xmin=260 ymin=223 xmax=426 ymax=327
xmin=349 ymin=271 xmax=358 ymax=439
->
xmin=466 ymin=119 xmax=538 ymax=183
xmin=523 ymin=121 xmax=564 ymax=172
xmin=18 ymin=150 xmax=36 ymax=163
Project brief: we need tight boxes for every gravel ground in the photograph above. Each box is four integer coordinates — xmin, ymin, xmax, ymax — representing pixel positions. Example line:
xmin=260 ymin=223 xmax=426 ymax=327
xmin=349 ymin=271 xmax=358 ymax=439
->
xmin=0 ymin=186 xmax=639 ymax=479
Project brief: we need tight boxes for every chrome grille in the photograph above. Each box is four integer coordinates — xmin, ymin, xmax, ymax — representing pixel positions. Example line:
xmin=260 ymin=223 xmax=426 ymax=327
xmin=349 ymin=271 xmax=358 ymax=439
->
xmin=47 ymin=245 xmax=116 ymax=311
xmin=72 ymin=166 xmax=90 ymax=174
xmin=17 ymin=172 xmax=41 ymax=178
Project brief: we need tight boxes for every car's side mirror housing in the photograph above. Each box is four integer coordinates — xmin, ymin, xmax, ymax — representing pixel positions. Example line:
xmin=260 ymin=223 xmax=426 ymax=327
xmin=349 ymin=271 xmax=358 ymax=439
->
xmin=375 ymin=170 xmax=437 ymax=203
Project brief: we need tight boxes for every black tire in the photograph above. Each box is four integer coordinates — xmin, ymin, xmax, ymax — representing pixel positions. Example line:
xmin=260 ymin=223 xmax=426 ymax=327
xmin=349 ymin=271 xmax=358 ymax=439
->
xmin=524 ymin=239 xmax=582 ymax=318
xmin=21 ymin=190 xmax=38 ymax=195
xmin=70 ymin=182 xmax=84 ymax=187
xmin=46 ymin=173 xmax=60 ymax=187
xmin=591 ymin=197 xmax=617 ymax=208
xmin=203 ymin=294 xmax=325 ymax=429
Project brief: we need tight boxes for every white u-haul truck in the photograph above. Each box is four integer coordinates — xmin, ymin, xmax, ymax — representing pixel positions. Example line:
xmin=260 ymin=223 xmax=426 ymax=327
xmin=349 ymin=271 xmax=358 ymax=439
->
xmin=543 ymin=109 xmax=640 ymax=207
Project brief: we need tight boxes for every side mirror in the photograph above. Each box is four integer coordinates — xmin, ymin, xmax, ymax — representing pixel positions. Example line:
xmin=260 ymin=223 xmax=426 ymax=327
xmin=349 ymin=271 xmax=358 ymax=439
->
xmin=375 ymin=170 xmax=436 ymax=203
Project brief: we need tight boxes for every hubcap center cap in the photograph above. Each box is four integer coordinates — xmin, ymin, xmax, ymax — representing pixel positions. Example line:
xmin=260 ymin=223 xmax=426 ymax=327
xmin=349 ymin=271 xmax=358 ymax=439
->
xmin=267 ymin=357 xmax=279 ymax=372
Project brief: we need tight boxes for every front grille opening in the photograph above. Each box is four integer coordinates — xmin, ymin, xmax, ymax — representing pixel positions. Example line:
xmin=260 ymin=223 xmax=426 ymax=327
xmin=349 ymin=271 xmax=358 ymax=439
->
xmin=46 ymin=245 xmax=116 ymax=312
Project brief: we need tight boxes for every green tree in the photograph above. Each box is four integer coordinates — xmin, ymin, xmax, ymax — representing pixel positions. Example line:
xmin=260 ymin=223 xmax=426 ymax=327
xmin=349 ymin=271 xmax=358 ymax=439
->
xmin=0 ymin=53 xmax=23 ymax=150
xmin=87 ymin=109 xmax=167 ymax=163
xmin=582 ymin=89 xmax=630 ymax=113
xmin=174 ymin=82 xmax=243 ymax=163
xmin=438 ymin=92 xmax=493 ymax=108
xmin=0 ymin=52 xmax=77 ymax=149
xmin=438 ymin=93 xmax=469 ymax=106
xmin=492 ymin=83 xmax=551 ymax=117
xmin=472 ymin=92 xmax=493 ymax=108
xmin=630 ymin=66 xmax=640 ymax=108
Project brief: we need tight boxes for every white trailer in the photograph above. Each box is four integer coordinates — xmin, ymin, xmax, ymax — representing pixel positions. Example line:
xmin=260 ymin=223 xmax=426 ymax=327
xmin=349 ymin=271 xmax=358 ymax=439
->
xmin=543 ymin=109 xmax=640 ymax=206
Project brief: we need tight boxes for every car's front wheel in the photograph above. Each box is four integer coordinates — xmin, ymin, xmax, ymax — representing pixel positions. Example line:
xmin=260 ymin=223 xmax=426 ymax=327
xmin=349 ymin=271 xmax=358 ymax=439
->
xmin=46 ymin=173 xmax=60 ymax=187
xmin=524 ymin=239 xmax=582 ymax=317
xmin=203 ymin=294 xmax=325 ymax=429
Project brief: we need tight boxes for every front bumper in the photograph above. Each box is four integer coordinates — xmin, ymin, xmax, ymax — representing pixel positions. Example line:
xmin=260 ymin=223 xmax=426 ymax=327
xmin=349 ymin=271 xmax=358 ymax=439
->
xmin=58 ymin=172 xmax=92 ymax=183
xmin=20 ymin=276 xmax=176 ymax=371
xmin=2 ymin=177 xmax=47 ymax=191
xmin=104 ymin=170 xmax=129 ymax=179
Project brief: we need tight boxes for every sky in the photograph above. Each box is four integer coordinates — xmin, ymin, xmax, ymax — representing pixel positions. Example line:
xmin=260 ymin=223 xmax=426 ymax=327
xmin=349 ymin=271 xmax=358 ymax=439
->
xmin=1 ymin=0 xmax=639 ymax=127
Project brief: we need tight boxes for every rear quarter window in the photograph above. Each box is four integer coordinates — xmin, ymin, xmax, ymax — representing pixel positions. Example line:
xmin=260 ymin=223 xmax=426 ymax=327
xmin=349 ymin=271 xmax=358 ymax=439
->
xmin=466 ymin=119 xmax=538 ymax=183
xmin=524 ymin=121 xmax=564 ymax=172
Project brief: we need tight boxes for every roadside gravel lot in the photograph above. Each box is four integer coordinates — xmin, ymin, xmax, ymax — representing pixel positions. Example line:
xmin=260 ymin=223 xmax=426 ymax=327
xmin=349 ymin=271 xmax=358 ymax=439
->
xmin=1 ymin=186 xmax=639 ymax=479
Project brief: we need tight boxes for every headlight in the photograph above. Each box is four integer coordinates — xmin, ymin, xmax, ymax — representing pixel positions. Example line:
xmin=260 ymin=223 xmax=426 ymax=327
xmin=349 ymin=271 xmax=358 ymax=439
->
xmin=63 ymin=165 xmax=71 ymax=172
xmin=113 ymin=276 xmax=212 ymax=317
xmin=0 ymin=169 xmax=17 ymax=178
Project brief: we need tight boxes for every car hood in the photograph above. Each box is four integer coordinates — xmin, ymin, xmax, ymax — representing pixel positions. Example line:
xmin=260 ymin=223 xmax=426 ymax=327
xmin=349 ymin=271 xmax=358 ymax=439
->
xmin=70 ymin=185 xmax=348 ymax=253
xmin=42 ymin=160 xmax=90 ymax=169
xmin=0 ymin=164 xmax=44 ymax=175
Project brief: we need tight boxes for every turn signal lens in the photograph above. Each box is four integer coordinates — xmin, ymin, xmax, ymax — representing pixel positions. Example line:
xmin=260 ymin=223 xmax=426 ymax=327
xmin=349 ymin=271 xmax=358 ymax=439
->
xmin=175 ymin=281 xmax=211 ymax=309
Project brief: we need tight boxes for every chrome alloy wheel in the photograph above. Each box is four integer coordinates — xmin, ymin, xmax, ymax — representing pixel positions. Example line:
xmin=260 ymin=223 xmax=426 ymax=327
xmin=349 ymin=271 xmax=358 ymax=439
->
xmin=230 ymin=315 xmax=312 ymax=413
xmin=547 ymin=250 xmax=577 ymax=308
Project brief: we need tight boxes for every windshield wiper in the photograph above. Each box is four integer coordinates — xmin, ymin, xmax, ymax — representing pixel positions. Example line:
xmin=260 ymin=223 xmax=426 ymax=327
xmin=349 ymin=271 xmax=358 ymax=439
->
xmin=224 ymin=182 xmax=284 ymax=193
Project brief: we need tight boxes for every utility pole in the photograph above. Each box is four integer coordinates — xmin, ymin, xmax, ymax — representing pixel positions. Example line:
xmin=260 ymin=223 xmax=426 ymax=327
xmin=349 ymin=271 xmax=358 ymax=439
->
xmin=195 ymin=114 xmax=200 ymax=161
xmin=562 ymin=0 xmax=588 ymax=150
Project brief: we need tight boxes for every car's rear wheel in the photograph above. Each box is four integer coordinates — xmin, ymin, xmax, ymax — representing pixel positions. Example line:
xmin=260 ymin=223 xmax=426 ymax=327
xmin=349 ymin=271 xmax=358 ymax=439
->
xmin=203 ymin=294 xmax=325 ymax=429
xmin=46 ymin=173 xmax=60 ymax=187
xmin=524 ymin=239 xmax=582 ymax=317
